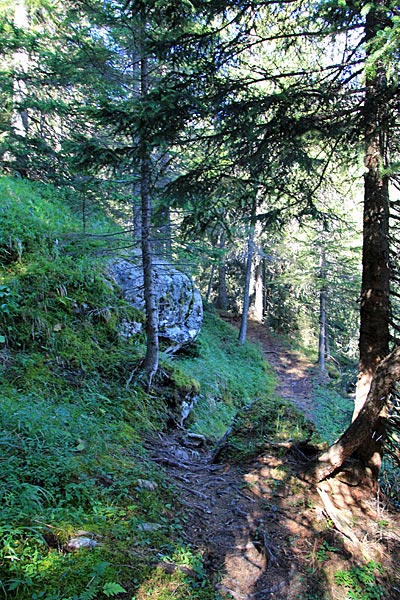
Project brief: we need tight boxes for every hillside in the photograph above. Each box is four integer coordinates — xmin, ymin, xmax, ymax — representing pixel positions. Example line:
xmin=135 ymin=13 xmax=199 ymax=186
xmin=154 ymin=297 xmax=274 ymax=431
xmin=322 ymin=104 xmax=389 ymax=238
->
xmin=0 ymin=177 xmax=399 ymax=599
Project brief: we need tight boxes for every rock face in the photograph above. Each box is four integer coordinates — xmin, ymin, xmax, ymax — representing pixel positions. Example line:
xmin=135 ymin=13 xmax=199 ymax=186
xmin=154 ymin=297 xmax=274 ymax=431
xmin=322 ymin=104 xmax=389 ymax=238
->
xmin=108 ymin=256 xmax=203 ymax=352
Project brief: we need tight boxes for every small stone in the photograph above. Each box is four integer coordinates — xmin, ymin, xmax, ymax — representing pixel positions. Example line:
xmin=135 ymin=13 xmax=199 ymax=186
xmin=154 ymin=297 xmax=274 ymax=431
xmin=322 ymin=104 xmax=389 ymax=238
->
xmin=137 ymin=479 xmax=158 ymax=491
xmin=185 ymin=432 xmax=207 ymax=447
xmin=65 ymin=536 xmax=100 ymax=552
xmin=137 ymin=522 xmax=162 ymax=532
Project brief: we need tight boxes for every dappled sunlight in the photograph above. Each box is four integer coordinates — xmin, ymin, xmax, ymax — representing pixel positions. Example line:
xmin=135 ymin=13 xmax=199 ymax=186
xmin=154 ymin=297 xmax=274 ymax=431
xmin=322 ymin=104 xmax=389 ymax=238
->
xmin=216 ymin=448 xmax=398 ymax=599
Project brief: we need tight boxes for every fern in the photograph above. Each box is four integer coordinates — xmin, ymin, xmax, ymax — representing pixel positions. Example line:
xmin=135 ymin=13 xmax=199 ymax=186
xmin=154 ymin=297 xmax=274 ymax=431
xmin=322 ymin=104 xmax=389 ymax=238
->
xmin=80 ymin=583 xmax=99 ymax=600
xmin=102 ymin=582 xmax=127 ymax=597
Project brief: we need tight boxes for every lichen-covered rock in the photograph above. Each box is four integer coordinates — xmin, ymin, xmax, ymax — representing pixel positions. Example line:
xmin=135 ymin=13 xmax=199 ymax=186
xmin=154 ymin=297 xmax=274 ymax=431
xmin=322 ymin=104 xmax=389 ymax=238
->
xmin=108 ymin=256 xmax=203 ymax=352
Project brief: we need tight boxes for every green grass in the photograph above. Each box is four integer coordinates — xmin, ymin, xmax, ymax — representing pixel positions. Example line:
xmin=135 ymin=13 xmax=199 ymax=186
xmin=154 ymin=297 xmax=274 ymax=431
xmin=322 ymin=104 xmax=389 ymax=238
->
xmin=178 ymin=309 xmax=277 ymax=440
xmin=312 ymin=383 xmax=353 ymax=444
xmin=1 ymin=175 xmax=279 ymax=598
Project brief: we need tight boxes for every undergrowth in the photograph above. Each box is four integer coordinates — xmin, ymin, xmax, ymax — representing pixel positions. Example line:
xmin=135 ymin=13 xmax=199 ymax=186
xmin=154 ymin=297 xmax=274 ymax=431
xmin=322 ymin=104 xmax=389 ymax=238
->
xmin=312 ymin=383 xmax=353 ymax=444
xmin=0 ymin=176 xmax=219 ymax=599
xmin=0 ymin=176 xmax=262 ymax=599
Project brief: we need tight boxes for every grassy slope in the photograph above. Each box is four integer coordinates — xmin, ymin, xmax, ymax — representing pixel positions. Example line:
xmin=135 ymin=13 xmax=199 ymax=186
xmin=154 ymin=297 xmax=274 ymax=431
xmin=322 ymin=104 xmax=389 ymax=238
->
xmin=1 ymin=176 xmax=395 ymax=600
xmin=1 ymin=176 xmax=305 ymax=600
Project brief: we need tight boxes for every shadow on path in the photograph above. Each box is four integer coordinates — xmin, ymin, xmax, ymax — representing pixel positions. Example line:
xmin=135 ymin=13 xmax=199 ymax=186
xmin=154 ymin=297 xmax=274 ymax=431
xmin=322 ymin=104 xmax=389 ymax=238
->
xmin=143 ymin=319 xmax=400 ymax=599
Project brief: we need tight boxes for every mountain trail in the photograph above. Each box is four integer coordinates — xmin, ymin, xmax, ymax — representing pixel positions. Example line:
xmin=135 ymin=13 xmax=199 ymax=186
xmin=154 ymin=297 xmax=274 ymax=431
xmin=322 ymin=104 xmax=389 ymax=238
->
xmin=144 ymin=318 xmax=399 ymax=599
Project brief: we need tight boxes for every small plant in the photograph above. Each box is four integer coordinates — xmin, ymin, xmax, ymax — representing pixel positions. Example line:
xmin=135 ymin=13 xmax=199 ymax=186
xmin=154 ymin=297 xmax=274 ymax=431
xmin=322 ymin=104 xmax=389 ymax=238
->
xmin=334 ymin=561 xmax=385 ymax=599
xmin=307 ymin=539 xmax=338 ymax=565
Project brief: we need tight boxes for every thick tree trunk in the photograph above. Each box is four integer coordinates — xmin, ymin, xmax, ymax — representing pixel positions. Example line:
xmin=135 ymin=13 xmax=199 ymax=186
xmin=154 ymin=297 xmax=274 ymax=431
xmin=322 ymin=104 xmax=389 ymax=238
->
xmin=302 ymin=346 xmax=400 ymax=483
xmin=303 ymin=3 xmax=393 ymax=485
xmin=351 ymin=3 xmax=391 ymax=475
xmin=354 ymin=3 xmax=391 ymax=419
xmin=355 ymin=143 xmax=390 ymax=418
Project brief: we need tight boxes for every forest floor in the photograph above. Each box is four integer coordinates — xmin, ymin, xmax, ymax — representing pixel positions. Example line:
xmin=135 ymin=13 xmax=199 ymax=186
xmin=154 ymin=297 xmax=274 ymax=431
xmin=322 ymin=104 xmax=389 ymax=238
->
xmin=145 ymin=319 xmax=400 ymax=600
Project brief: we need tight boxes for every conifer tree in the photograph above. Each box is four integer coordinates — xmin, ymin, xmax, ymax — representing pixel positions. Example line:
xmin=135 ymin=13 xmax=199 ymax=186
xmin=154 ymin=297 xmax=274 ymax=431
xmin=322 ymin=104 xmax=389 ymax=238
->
xmin=301 ymin=0 xmax=400 ymax=482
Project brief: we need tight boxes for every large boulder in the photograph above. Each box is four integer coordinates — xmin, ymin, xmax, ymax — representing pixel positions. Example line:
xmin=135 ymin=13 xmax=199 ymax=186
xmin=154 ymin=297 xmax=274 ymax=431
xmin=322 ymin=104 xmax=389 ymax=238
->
xmin=108 ymin=256 xmax=203 ymax=352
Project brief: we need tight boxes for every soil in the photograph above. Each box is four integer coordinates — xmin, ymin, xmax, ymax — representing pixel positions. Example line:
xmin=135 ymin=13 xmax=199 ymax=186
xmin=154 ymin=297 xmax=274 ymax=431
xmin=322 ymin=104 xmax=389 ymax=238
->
xmin=146 ymin=319 xmax=400 ymax=599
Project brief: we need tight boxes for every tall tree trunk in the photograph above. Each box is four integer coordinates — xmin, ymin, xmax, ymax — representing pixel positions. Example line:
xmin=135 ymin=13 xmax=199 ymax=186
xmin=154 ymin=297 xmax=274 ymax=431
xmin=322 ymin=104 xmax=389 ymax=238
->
xmin=352 ymin=1 xmax=391 ymax=475
xmin=239 ymin=200 xmax=256 ymax=344
xmin=215 ymin=233 xmax=228 ymax=310
xmin=318 ymin=288 xmax=327 ymax=373
xmin=303 ymin=3 xmax=392 ymax=483
xmin=140 ymin=52 xmax=159 ymax=388
xmin=12 ymin=0 xmax=29 ymax=138
xmin=250 ymin=252 xmax=263 ymax=322
xmin=318 ymin=247 xmax=327 ymax=373
xmin=206 ymin=264 xmax=215 ymax=304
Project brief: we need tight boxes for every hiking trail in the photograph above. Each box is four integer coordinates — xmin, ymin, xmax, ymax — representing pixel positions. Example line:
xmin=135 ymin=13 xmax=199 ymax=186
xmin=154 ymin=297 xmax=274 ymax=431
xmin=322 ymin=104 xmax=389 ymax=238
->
xmin=145 ymin=319 xmax=399 ymax=599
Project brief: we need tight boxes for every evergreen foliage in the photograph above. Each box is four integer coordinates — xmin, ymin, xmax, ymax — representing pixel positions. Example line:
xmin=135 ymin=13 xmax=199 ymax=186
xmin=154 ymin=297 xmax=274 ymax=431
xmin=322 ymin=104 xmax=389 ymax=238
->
xmin=0 ymin=0 xmax=400 ymax=592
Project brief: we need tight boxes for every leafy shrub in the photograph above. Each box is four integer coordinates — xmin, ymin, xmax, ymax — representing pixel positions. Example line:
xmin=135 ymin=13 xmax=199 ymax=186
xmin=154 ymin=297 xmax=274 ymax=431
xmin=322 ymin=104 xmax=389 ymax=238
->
xmin=334 ymin=561 xmax=385 ymax=599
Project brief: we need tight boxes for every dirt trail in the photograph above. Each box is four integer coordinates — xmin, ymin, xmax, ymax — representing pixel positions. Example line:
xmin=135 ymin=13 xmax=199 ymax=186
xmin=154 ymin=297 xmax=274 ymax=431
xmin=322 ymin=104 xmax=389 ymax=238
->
xmin=145 ymin=320 xmax=399 ymax=599
xmin=245 ymin=320 xmax=317 ymax=421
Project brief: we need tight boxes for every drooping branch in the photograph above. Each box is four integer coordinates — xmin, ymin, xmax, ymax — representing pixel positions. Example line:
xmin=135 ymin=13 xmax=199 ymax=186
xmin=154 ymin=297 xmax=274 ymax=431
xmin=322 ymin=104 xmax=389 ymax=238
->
xmin=301 ymin=346 xmax=400 ymax=483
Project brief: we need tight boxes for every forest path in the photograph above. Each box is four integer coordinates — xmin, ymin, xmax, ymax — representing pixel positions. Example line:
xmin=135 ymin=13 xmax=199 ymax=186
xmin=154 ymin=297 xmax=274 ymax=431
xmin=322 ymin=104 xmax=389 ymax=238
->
xmin=244 ymin=319 xmax=318 ymax=422
xmin=144 ymin=318 xmax=398 ymax=600
xmin=145 ymin=429 xmax=320 ymax=599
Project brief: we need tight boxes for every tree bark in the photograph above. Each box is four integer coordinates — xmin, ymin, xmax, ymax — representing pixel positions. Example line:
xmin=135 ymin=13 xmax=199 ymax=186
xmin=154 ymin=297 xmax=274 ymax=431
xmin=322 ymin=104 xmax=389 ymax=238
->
xmin=250 ymin=251 xmax=263 ymax=322
xmin=140 ymin=52 xmax=159 ymax=388
xmin=350 ymin=2 xmax=391 ymax=476
xmin=354 ymin=2 xmax=391 ymax=420
xmin=238 ymin=201 xmax=256 ymax=344
xmin=302 ymin=346 xmax=400 ymax=483
xmin=302 ymin=3 xmax=393 ymax=485
xmin=318 ymin=287 xmax=327 ymax=373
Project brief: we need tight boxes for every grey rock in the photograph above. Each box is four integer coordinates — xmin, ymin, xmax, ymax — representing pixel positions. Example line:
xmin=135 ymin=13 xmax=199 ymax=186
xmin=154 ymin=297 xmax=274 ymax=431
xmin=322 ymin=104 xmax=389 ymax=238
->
xmin=136 ymin=479 xmax=158 ymax=491
xmin=108 ymin=255 xmax=203 ymax=352
xmin=65 ymin=535 xmax=100 ymax=552
xmin=137 ymin=522 xmax=162 ymax=532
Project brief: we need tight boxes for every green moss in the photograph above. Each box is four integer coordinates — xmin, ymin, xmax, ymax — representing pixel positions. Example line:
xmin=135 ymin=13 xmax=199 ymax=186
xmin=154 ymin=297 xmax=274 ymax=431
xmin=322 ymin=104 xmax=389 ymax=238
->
xmin=161 ymin=361 xmax=201 ymax=396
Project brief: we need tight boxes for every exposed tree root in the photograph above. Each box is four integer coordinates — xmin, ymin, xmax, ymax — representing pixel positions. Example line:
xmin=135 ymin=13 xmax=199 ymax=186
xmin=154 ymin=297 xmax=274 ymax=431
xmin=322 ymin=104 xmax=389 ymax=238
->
xmin=301 ymin=346 xmax=400 ymax=484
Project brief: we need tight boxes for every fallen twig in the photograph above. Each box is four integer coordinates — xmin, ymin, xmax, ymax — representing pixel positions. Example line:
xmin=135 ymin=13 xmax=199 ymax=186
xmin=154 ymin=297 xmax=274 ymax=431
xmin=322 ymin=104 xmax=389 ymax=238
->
xmin=174 ymin=482 xmax=210 ymax=500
